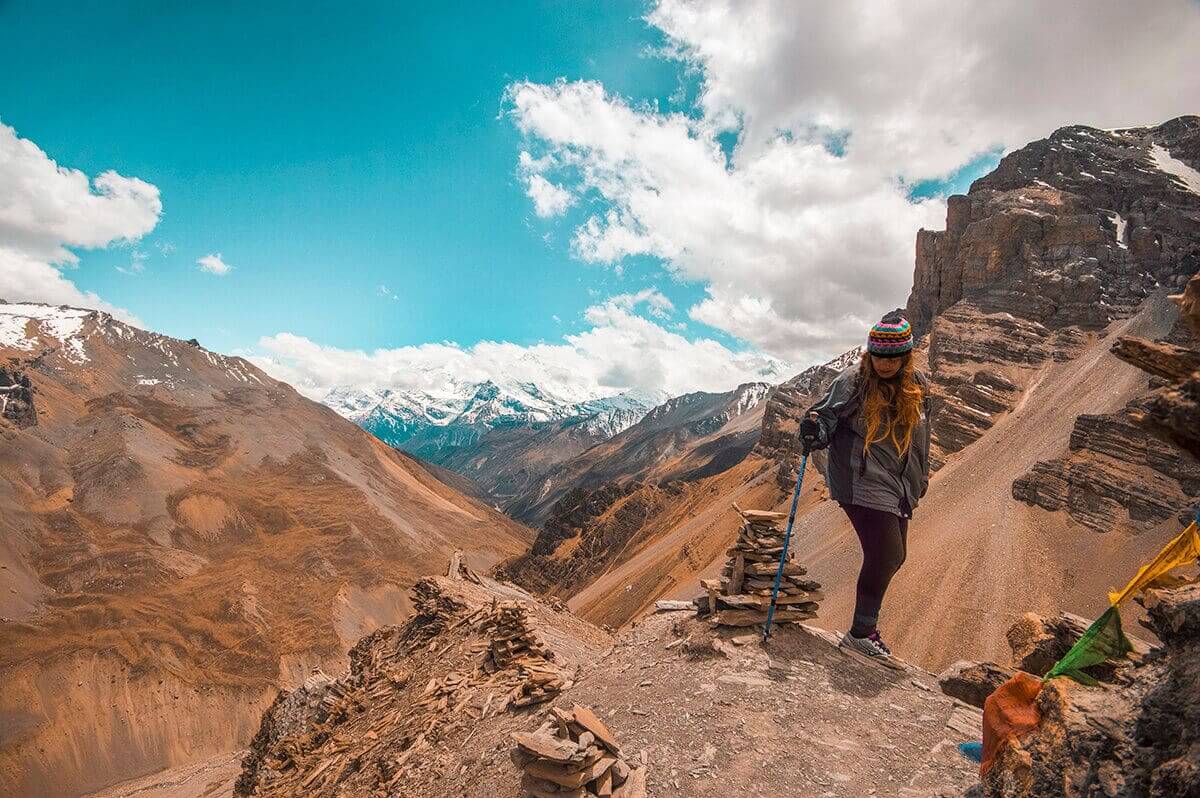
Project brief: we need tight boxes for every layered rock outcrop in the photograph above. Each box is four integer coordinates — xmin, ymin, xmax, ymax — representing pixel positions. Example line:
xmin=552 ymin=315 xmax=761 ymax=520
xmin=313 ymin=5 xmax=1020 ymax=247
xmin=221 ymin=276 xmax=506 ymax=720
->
xmin=0 ymin=366 xmax=35 ymax=427
xmin=907 ymin=117 xmax=1200 ymax=471
xmin=908 ymin=117 xmax=1200 ymax=336
xmin=1014 ymin=275 xmax=1200 ymax=532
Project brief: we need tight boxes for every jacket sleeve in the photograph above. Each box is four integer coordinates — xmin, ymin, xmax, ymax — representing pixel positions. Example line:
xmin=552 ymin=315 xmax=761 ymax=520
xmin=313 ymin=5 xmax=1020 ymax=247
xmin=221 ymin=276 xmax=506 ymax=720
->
xmin=804 ymin=369 xmax=859 ymax=448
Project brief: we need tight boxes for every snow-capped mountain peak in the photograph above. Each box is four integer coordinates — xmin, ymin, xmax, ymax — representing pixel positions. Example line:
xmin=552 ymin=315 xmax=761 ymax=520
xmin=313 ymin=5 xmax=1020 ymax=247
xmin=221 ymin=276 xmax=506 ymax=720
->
xmin=322 ymin=379 xmax=671 ymax=456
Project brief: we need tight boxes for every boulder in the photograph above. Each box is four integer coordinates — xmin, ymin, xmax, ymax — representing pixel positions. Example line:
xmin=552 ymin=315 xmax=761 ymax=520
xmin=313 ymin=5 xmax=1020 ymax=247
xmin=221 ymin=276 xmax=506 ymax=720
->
xmin=1004 ymin=612 xmax=1149 ymax=682
xmin=983 ymin=583 xmax=1200 ymax=798
xmin=0 ymin=366 xmax=36 ymax=427
xmin=937 ymin=660 xmax=1015 ymax=709
xmin=1170 ymin=273 xmax=1200 ymax=336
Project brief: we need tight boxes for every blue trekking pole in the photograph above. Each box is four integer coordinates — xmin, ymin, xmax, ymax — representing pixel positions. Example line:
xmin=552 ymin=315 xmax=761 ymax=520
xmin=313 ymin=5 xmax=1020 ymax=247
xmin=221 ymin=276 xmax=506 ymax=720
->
xmin=763 ymin=450 xmax=809 ymax=642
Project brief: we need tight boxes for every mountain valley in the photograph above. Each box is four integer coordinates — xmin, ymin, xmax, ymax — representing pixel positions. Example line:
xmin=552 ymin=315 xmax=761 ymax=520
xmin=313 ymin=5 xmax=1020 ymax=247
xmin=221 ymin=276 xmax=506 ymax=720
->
xmin=3 ymin=115 xmax=1200 ymax=798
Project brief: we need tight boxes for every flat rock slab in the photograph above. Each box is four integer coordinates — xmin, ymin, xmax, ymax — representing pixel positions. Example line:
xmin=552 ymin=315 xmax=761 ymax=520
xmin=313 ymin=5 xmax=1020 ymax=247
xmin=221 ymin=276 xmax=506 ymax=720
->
xmin=573 ymin=705 xmax=622 ymax=755
xmin=512 ymin=731 xmax=581 ymax=763
xmin=717 ymin=672 xmax=774 ymax=688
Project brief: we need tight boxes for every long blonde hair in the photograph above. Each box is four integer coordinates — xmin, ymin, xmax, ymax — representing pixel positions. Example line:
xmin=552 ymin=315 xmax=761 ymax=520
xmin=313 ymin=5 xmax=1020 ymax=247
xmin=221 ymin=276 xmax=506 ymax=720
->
xmin=858 ymin=353 xmax=923 ymax=456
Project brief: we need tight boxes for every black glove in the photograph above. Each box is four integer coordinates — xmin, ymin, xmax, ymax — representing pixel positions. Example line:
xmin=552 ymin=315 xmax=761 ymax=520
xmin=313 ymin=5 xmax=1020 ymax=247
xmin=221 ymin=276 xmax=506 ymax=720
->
xmin=798 ymin=416 xmax=823 ymax=454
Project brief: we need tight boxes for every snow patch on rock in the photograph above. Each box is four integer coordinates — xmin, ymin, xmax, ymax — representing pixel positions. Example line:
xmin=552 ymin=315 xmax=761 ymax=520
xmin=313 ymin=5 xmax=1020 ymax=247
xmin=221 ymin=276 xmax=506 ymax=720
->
xmin=1149 ymin=144 xmax=1200 ymax=195
xmin=0 ymin=303 xmax=92 ymax=362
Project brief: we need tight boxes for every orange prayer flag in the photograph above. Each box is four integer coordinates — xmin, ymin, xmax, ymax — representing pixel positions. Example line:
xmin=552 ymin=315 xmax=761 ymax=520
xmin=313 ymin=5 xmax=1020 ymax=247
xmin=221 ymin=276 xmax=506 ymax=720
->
xmin=980 ymin=672 xmax=1043 ymax=776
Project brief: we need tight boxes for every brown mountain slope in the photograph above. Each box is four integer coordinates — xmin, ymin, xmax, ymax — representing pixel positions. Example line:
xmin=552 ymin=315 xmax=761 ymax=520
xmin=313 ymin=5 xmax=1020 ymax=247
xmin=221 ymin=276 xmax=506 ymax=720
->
xmin=505 ymin=382 xmax=771 ymax=526
xmin=0 ymin=302 xmax=532 ymax=798
xmin=495 ymin=350 xmax=859 ymax=629
xmin=497 ymin=383 xmax=779 ymax=610
xmin=794 ymin=295 xmax=1181 ymax=670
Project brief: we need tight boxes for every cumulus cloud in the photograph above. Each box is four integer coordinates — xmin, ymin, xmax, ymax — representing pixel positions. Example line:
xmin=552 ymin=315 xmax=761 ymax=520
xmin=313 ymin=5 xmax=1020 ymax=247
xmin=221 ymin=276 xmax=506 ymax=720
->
xmin=0 ymin=120 xmax=160 ymax=322
xmin=525 ymin=174 xmax=576 ymax=218
xmin=507 ymin=0 xmax=1200 ymax=363
xmin=252 ymin=295 xmax=788 ymax=402
xmin=197 ymin=253 xmax=233 ymax=275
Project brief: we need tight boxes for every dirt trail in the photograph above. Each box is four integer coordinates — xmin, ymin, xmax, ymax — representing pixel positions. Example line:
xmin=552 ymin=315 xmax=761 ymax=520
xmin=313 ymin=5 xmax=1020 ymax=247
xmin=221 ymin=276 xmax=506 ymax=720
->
xmin=792 ymin=298 xmax=1180 ymax=669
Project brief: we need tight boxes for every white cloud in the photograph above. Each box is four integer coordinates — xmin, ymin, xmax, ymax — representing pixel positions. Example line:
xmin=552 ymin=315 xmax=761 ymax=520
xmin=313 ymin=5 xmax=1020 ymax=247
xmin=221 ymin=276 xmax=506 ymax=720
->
xmin=196 ymin=253 xmax=232 ymax=276
xmin=0 ymin=120 xmax=160 ymax=323
xmin=116 ymin=249 xmax=148 ymax=275
xmin=252 ymin=295 xmax=788 ymax=402
xmin=525 ymin=174 xmax=576 ymax=218
xmin=0 ymin=248 xmax=144 ymax=324
xmin=607 ymin=287 xmax=675 ymax=319
xmin=507 ymin=0 xmax=1200 ymax=363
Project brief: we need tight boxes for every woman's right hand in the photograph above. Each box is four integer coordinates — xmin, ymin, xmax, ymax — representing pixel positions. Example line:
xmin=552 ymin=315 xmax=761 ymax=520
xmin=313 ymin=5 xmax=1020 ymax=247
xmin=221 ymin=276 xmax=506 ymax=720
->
xmin=798 ymin=413 xmax=825 ymax=454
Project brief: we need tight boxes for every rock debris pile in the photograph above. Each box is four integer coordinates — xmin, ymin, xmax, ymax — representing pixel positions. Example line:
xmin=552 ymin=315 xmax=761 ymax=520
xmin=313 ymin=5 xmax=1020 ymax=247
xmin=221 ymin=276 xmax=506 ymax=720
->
xmin=235 ymin=575 xmax=588 ymax=796
xmin=483 ymin=599 xmax=572 ymax=708
xmin=511 ymin=704 xmax=647 ymax=798
xmin=694 ymin=507 xmax=823 ymax=628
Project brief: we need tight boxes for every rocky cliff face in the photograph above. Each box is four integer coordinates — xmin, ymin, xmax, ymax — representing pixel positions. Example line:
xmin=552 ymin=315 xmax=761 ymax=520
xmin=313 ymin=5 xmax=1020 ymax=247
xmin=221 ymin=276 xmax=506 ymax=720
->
xmin=905 ymin=117 xmax=1200 ymax=478
xmin=908 ymin=117 xmax=1200 ymax=336
xmin=0 ymin=365 xmax=35 ymax=427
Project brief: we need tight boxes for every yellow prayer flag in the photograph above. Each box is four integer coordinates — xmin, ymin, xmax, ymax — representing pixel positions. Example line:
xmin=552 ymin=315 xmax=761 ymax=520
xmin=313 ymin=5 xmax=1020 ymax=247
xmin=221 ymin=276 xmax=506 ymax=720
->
xmin=1108 ymin=522 xmax=1200 ymax=606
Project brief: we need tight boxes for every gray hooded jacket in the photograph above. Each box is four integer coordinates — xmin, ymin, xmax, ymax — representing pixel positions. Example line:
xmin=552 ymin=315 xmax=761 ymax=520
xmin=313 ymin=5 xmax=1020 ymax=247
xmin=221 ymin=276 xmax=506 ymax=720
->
xmin=805 ymin=367 xmax=932 ymax=518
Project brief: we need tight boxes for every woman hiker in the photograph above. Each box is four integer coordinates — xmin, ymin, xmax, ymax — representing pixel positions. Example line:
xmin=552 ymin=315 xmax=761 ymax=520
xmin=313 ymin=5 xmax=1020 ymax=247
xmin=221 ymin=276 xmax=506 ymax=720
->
xmin=797 ymin=312 xmax=931 ymax=659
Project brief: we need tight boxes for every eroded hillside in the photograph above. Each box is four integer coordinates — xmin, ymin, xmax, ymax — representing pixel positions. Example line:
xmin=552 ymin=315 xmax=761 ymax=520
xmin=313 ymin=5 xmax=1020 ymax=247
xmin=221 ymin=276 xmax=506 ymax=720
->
xmin=0 ymin=303 xmax=532 ymax=797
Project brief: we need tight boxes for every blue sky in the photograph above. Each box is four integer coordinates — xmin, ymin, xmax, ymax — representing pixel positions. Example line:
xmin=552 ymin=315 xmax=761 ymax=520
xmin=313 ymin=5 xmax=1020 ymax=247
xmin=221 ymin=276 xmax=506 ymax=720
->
xmin=3 ymin=1 xmax=1196 ymax=399
xmin=0 ymin=1 xmax=715 ymax=353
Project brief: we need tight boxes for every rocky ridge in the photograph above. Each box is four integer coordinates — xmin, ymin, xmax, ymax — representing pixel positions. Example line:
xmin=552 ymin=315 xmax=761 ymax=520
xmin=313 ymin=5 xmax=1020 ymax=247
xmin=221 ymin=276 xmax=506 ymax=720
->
xmin=505 ymin=382 xmax=771 ymax=525
xmin=235 ymin=562 xmax=982 ymax=797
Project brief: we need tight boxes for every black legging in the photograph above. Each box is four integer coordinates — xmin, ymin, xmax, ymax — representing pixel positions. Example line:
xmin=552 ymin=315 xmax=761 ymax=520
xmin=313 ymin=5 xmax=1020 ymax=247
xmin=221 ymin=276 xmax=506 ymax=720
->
xmin=841 ymin=503 xmax=908 ymax=637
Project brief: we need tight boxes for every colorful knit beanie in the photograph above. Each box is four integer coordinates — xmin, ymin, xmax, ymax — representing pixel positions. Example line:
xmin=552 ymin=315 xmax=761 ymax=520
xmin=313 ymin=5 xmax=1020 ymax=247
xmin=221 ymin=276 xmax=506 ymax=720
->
xmin=866 ymin=312 xmax=913 ymax=358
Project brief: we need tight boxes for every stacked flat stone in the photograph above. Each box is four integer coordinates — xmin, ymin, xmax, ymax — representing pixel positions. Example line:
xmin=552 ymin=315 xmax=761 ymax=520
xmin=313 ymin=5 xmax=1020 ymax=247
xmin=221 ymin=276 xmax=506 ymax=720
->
xmin=697 ymin=507 xmax=823 ymax=627
xmin=485 ymin=600 xmax=568 ymax=708
xmin=511 ymin=704 xmax=647 ymax=797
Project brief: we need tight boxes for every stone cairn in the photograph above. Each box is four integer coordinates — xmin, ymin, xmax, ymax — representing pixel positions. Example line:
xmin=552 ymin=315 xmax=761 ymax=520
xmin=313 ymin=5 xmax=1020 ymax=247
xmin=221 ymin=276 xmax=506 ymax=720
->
xmin=696 ymin=506 xmax=823 ymax=627
xmin=483 ymin=600 xmax=569 ymax=708
xmin=511 ymin=704 xmax=647 ymax=798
